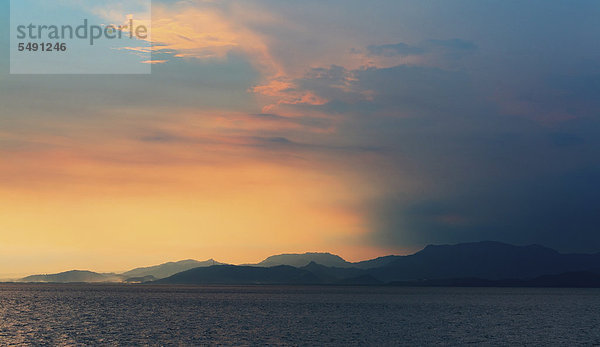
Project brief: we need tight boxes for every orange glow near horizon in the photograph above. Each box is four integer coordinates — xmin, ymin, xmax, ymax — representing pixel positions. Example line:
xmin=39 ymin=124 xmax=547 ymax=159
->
xmin=0 ymin=111 xmax=400 ymax=277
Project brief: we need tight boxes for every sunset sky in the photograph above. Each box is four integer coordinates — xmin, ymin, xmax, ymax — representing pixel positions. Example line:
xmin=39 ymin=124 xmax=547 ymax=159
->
xmin=1 ymin=0 xmax=600 ymax=277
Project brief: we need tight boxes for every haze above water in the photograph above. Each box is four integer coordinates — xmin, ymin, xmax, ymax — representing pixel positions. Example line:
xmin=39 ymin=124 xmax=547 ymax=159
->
xmin=1 ymin=284 xmax=599 ymax=345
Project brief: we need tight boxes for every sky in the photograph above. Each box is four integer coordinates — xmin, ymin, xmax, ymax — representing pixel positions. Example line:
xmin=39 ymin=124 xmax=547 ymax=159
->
xmin=1 ymin=0 xmax=600 ymax=276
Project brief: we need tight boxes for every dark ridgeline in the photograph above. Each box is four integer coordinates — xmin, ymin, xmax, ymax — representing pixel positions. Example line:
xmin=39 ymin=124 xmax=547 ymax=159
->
xmin=156 ymin=241 xmax=600 ymax=287
xmin=255 ymin=253 xmax=354 ymax=268
xmin=20 ymin=270 xmax=123 ymax=283
xmin=368 ymin=241 xmax=600 ymax=282
xmin=15 ymin=241 xmax=600 ymax=287
xmin=155 ymin=265 xmax=321 ymax=285
xmin=17 ymin=259 xmax=225 ymax=284
xmin=122 ymin=259 xmax=225 ymax=279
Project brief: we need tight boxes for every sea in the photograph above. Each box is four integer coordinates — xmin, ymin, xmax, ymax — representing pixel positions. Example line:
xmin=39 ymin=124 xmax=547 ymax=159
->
xmin=1 ymin=284 xmax=599 ymax=345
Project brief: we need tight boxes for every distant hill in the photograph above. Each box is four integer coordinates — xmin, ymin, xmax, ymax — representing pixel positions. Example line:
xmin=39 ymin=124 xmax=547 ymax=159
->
xmin=18 ymin=259 xmax=224 ymax=283
xmin=157 ymin=263 xmax=385 ymax=286
xmin=255 ymin=252 xmax=402 ymax=269
xmin=156 ymin=265 xmax=321 ymax=285
xmin=301 ymin=262 xmax=367 ymax=282
xmin=20 ymin=270 xmax=123 ymax=283
xmin=256 ymin=252 xmax=353 ymax=268
xmin=122 ymin=259 xmax=224 ymax=279
xmin=352 ymin=255 xmax=402 ymax=269
xmin=367 ymin=241 xmax=600 ymax=282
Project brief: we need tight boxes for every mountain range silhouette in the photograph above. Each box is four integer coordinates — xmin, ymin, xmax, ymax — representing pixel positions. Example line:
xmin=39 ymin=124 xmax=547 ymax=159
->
xmin=14 ymin=241 xmax=600 ymax=287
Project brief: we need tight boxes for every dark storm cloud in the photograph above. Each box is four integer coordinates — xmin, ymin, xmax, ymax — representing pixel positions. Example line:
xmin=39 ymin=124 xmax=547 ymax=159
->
xmin=291 ymin=41 xmax=600 ymax=252
xmin=368 ymin=164 xmax=600 ymax=253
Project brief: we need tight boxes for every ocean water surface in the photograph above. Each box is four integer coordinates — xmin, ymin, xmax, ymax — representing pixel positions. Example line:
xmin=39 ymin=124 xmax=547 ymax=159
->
xmin=0 ymin=284 xmax=599 ymax=345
